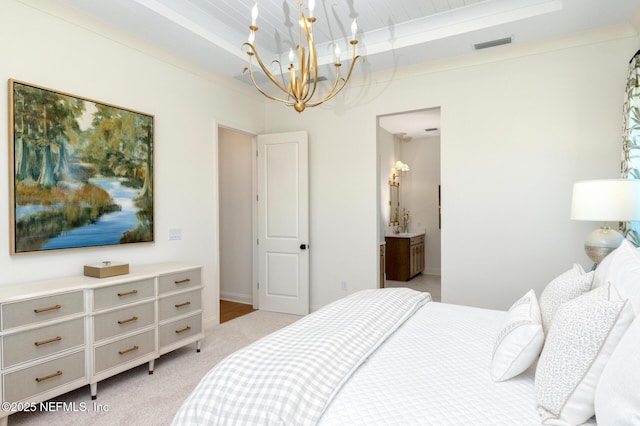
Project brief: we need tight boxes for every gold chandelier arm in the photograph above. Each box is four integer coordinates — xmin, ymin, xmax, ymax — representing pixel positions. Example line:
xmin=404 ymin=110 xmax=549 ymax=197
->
xmin=289 ymin=65 xmax=298 ymax=100
xmin=303 ymin=42 xmax=318 ymax=103
xmin=300 ymin=16 xmax=316 ymax=102
xmin=243 ymin=42 xmax=291 ymax=96
xmin=300 ymin=46 xmax=311 ymax=100
xmin=305 ymin=55 xmax=360 ymax=107
xmin=274 ymin=60 xmax=290 ymax=97
xmin=306 ymin=64 xmax=344 ymax=107
xmin=243 ymin=59 xmax=295 ymax=106
xmin=246 ymin=69 xmax=295 ymax=105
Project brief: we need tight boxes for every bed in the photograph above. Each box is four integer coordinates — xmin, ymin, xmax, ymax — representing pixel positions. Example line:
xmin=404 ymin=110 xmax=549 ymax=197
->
xmin=173 ymin=241 xmax=640 ymax=426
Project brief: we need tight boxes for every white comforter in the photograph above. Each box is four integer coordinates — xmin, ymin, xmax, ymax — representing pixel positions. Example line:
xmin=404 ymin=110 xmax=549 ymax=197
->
xmin=173 ymin=288 xmax=429 ymax=425
xmin=321 ymin=302 xmax=596 ymax=425
xmin=321 ymin=302 xmax=536 ymax=424
xmin=174 ymin=291 xmax=597 ymax=425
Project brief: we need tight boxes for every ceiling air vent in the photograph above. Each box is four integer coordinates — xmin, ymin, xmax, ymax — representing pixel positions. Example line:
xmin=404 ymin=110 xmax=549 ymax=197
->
xmin=474 ymin=37 xmax=512 ymax=51
xmin=425 ymin=128 xmax=439 ymax=132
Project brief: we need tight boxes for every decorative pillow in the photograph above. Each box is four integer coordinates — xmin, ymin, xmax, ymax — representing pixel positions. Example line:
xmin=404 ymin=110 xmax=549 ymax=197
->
xmin=594 ymin=315 xmax=640 ymax=425
xmin=592 ymin=239 xmax=640 ymax=314
xmin=535 ymin=285 xmax=635 ymax=425
xmin=490 ymin=289 xmax=544 ymax=382
xmin=538 ymin=264 xmax=593 ymax=335
xmin=592 ymin=239 xmax=627 ymax=288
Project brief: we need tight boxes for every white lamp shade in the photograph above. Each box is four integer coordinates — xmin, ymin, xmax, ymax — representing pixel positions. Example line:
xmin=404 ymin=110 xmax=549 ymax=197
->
xmin=571 ymin=179 xmax=640 ymax=222
xmin=394 ymin=160 xmax=410 ymax=172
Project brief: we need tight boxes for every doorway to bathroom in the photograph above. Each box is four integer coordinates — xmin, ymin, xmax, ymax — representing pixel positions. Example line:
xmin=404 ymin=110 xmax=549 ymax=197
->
xmin=377 ymin=108 xmax=442 ymax=301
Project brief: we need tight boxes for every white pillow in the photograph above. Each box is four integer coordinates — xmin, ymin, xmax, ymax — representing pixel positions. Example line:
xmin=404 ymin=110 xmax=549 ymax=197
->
xmin=592 ymin=239 xmax=640 ymax=314
xmin=538 ymin=264 xmax=593 ymax=335
xmin=490 ymin=289 xmax=544 ymax=382
xmin=594 ymin=315 xmax=640 ymax=425
xmin=592 ymin=239 xmax=626 ymax=288
xmin=535 ymin=285 xmax=634 ymax=425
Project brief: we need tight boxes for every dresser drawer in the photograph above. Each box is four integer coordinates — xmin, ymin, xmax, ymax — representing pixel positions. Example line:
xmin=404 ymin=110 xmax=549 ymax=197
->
xmin=3 ymin=350 xmax=85 ymax=403
xmin=158 ymin=269 xmax=201 ymax=295
xmin=2 ymin=318 xmax=84 ymax=369
xmin=159 ymin=313 xmax=202 ymax=348
xmin=93 ymin=302 xmax=155 ymax=342
xmin=158 ymin=289 xmax=201 ymax=321
xmin=2 ymin=291 xmax=84 ymax=331
xmin=93 ymin=279 xmax=155 ymax=311
xmin=94 ymin=329 xmax=155 ymax=374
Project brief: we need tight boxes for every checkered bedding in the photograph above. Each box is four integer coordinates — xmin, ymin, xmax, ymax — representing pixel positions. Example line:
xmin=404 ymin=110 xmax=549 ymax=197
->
xmin=172 ymin=288 xmax=430 ymax=425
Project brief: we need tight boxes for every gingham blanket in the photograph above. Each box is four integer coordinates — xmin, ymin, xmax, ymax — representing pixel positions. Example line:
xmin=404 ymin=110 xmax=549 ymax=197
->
xmin=172 ymin=288 xmax=430 ymax=425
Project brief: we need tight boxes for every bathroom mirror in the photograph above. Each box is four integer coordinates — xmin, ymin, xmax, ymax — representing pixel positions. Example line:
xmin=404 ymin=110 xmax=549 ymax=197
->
xmin=389 ymin=180 xmax=400 ymax=225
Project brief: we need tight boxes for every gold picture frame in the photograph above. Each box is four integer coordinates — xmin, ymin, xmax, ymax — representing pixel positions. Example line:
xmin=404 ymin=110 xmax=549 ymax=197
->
xmin=9 ymin=79 xmax=154 ymax=254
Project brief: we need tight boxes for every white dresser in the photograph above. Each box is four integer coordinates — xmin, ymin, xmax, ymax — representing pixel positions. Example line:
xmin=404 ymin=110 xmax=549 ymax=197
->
xmin=0 ymin=262 xmax=204 ymax=424
xmin=157 ymin=268 xmax=203 ymax=356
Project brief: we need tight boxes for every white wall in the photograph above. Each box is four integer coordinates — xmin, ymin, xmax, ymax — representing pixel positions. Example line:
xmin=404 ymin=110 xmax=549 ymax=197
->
xmin=400 ymin=135 xmax=442 ymax=275
xmin=265 ymin=24 xmax=640 ymax=311
xmin=218 ymin=128 xmax=254 ymax=304
xmin=0 ymin=0 xmax=266 ymax=327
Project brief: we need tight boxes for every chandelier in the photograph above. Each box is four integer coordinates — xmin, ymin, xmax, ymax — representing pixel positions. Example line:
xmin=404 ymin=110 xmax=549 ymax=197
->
xmin=242 ymin=1 xmax=361 ymax=112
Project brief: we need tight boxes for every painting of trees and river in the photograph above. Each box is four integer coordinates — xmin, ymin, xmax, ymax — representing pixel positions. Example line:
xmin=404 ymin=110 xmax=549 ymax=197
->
xmin=9 ymin=80 xmax=153 ymax=254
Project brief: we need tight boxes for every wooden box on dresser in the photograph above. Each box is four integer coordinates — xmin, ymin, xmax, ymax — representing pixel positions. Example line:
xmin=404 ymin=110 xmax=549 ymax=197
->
xmin=0 ymin=262 xmax=203 ymax=426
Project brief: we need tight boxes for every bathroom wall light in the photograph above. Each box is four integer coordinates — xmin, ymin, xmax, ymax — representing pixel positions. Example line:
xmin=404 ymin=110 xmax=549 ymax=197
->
xmin=394 ymin=161 xmax=410 ymax=176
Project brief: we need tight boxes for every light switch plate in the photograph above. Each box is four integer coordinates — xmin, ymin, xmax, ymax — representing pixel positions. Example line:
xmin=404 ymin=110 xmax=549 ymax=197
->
xmin=168 ymin=228 xmax=182 ymax=240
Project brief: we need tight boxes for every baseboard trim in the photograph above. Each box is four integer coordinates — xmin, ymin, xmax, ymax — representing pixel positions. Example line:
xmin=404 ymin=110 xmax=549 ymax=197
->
xmin=220 ymin=291 xmax=252 ymax=305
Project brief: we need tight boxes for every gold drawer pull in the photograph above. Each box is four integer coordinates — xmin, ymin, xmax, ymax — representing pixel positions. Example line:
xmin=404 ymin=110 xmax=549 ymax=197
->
xmin=175 ymin=301 xmax=191 ymax=308
xmin=117 ymin=289 xmax=138 ymax=297
xmin=118 ymin=345 xmax=139 ymax=355
xmin=35 ymin=370 xmax=62 ymax=383
xmin=34 ymin=336 xmax=62 ymax=346
xmin=117 ymin=316 xmax=138 ymax=325
xmin=34 ymin=304 xmax=61 ymax=314
xmin=174 ymin=278 xmax=191 ymax=284
xmin=175 ymin=326 xmax=191 ymax=334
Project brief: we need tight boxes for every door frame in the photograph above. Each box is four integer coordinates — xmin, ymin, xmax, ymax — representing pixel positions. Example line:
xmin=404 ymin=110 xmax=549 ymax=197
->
xmin=216 ymin=123 xmax=309 ymax=316
xmin=215 ymin=120 xmax=260 ymax=319
xmin=375 ymin=108 xmax=443 ymax=285
xmin=251 ymin=133 xmax=258 ymax=309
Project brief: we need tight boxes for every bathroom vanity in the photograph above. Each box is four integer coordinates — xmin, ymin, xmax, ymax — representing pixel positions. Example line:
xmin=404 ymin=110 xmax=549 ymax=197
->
xmin=385 ymin=233 xmax=425 ymax=281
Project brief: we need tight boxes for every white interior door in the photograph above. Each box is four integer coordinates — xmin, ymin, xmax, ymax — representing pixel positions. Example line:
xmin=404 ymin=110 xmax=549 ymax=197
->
xmin=257 ymin=131 xmax=309 ymax=315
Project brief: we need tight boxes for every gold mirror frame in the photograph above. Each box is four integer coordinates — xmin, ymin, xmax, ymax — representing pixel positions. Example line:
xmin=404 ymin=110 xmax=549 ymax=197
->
xmin=389 ymin=180 xmax=400 ymax=225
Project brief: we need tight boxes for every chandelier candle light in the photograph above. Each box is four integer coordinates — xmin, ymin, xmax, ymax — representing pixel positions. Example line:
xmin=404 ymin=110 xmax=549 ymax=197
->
xmin=243 ymin=1 xmax=361 ymax=112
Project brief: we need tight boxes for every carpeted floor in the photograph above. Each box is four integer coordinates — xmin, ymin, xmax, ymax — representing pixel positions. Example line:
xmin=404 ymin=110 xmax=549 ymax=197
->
xmin=8 ymin=311 xmax=300 ymax=426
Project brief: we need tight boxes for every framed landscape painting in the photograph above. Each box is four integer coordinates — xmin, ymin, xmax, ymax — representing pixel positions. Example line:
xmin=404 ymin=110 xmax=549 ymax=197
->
xmin=9 ymin=80 xmax=154 ymax=254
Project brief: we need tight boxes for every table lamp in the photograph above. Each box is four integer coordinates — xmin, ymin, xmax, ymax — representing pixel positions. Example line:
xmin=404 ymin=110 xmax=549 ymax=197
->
xmin=571 ymin=179 xmax=640 ymax=265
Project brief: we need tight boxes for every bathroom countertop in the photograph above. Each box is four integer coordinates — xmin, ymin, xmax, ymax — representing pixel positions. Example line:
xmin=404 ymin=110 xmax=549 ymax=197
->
xmin=385 ymin=231 xmax=425 ymax=238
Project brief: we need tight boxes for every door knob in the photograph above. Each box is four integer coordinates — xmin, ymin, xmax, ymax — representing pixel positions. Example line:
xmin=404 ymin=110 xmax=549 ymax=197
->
xmin=300 ymin=244 xmax=307 ymax=250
